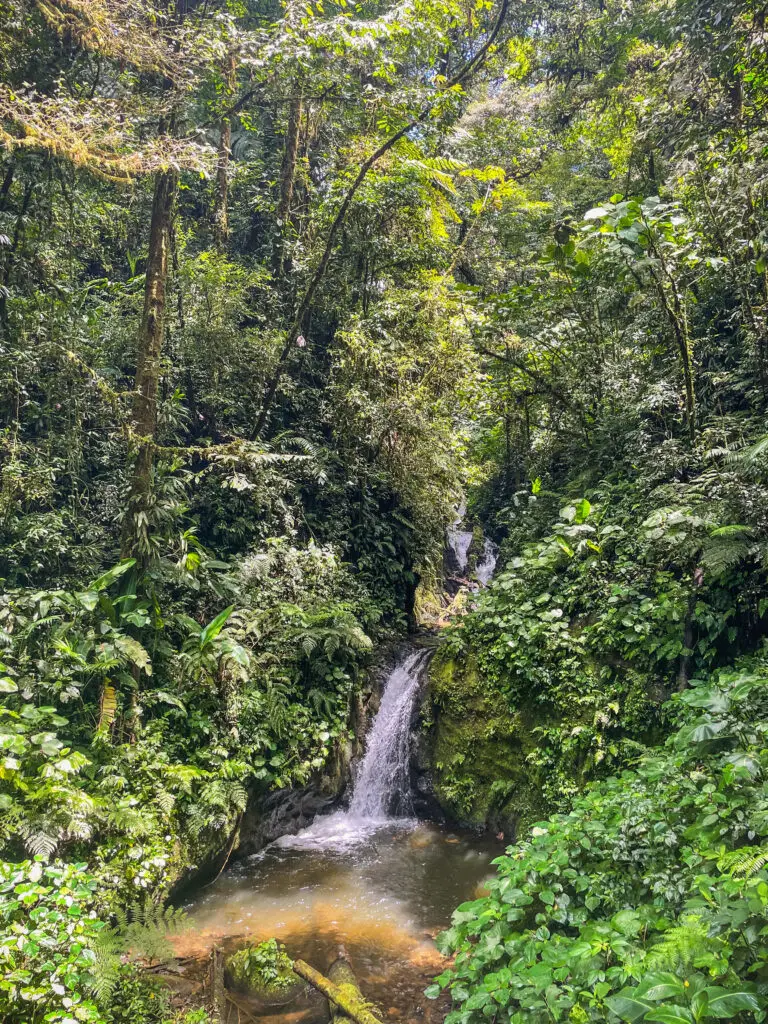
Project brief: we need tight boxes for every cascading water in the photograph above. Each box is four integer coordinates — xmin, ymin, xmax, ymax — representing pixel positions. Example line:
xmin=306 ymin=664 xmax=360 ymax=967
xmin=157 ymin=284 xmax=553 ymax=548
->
xmin=182 ymin=636 xmax=501 ymax=1024
xmin=182 ymin=536 xmax=502 ymax=1021
xmin=448 ymin=503 xmax=499 ymax=588
xmin=348 ymin=648 xmax=431 ymax=819
xmin=276 ymin=647 xmax=432 ymax=848
xmin=474 ymin=537 xmax=498 ymax=587
xmin=447 ymin=503 xmax=473 ymax=574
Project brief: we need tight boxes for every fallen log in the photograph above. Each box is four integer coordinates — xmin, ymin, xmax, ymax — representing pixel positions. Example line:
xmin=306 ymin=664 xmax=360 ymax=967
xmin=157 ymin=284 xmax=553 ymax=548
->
xmin=292 ymin=959 xmax=384 ymax=1024
xmin=328 ymin=958 xmax=362 ymax=1023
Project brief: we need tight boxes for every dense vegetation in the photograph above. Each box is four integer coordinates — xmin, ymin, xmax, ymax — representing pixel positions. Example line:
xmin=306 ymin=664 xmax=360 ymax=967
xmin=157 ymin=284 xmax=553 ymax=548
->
xmin=422 ymin=2 xmax=768 ymax=1022
xmin=3 ymin=0 xmax=768 ymax=1022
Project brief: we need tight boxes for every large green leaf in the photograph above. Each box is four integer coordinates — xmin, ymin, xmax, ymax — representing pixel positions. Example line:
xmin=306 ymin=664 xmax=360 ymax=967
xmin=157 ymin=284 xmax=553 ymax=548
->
xmin=114 ymin=635 xmax=152 ymax=674
xmin=635 ymin=975 xmax=686 ymax=1002
xmin=644 ymin=1007 xmax=695 ymax=1024
xmin=88 ymin=559 xmax=136 ymax=593
xmin=605 ymin=990 xmax=654 ymax=1022
xmin=200 ymin=605 xmax=235 ymax=648
xmin=703 ymin=988 xmax=760 ymax=1018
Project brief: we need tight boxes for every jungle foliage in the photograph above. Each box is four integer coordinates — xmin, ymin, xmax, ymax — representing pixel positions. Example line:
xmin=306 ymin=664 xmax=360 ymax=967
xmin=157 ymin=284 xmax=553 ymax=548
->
xmin=0 ymin=0 xmax=506 ymax=1018
xmin=3 ymin=0 xmax=768 ymax=1021
xmin=424 ymin=0 xmax=768 ymax=1019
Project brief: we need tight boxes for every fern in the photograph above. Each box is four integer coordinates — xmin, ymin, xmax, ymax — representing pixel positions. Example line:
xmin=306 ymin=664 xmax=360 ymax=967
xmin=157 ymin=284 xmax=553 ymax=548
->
xmin=717 ymin=844 xmax=768 ymax=878
xmin=105 ymin=803 xmax=156 ymax=836
xmin=307 ymin=686 xmax=336 ymax=719
xmin=89 ymin=928 xmax=123 ymax=1004
xmin=724 ymin=432 xmax=768 ymax=472
xmin=265 ymin=680 xmax=291 ymax=738
xmin=154 ymin=788 xmax=176 ymax=815
xmin=90 ymin=900 xmax=187 ymax=1003
xmin=22 ymin=828 xmax=58 ymax=860
xmin=644 ymin=916 xmax=713 ymax=971
xmin=700 ymin=534 xmax=754 ymax=576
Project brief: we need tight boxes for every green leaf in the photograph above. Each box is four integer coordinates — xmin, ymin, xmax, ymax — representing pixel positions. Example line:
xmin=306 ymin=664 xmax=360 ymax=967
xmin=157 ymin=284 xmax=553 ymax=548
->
xmin=644 ymin=1006 xmax=695 ymax=1024
xmin=200 ymin=605 xmax=235 ymax=648
xmin=636 ymin=975 xmax=686 ymax=1002
xmin=114 ymin=635 xmax=152 ymax=674
xmin=605 ymin=991 xmax=653 ymax=1022
xmin=0 ymin=678 xmax=18 ymax=693
xmin=75 ymin=591 xmax=99 ymax=611
xmin=703 ymin=988 xmax=760 ymax=1018
xmin=612 ymin=909 xmax=642 ymax=937
xmin=89 ymin=559 xmax=136 ymax=592
xmin=152 ymin=691 xmax=186 ymax=713
xmin=575 ymin=498 xmax=591 ymax=522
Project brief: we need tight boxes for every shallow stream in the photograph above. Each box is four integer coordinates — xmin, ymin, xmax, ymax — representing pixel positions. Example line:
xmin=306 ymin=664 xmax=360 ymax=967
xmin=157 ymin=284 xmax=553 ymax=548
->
xmin=179 ymin=817 xmax=501 ymax=1022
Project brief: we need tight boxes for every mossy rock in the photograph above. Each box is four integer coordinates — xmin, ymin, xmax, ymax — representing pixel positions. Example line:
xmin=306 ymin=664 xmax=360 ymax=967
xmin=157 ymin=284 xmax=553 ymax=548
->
xmin=426 ymin=652 xmax=547 ymax=835
xmin=226 ymin=939 xmax=305 ymax=1008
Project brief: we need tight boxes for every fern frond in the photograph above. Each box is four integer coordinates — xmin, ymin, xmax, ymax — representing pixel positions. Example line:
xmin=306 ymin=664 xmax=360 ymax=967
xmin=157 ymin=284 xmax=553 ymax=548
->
xmin=700 ymin=536 xmax=753 ymax=577
xmin=725 ymin=433 xmax=768 ymax=473
xmin=23 ymin=829 xmax=58 ymax=859
xmin=717 ymin=844 xmax=768 ymax=877
xmin=644 ymin=916 xmax=712 ymax=971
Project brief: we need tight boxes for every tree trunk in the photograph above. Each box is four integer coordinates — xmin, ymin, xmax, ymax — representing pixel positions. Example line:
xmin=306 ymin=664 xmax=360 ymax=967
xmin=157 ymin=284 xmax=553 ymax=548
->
xmin=273 ymin=91 xmax=303 ymax=276
xmin=213 ymin=54 xmax=236 ymax=251
xmin=122 ymin=168 xmax=177 ymax=558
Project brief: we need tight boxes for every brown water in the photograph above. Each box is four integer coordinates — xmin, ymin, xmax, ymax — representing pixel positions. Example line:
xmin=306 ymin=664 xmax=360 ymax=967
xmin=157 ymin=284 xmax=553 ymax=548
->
xmin=179 ymin=816 xmax=501 ymax=1023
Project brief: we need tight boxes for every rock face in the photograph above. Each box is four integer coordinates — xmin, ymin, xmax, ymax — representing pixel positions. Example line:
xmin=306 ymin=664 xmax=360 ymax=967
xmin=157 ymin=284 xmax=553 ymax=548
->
xmin=408 ymin=668 xmax=446 ymax=823
xmin=235 ymin=783 xmax=342 ymax=860
xmin=411 ymin=650 xmax=547 ymax=839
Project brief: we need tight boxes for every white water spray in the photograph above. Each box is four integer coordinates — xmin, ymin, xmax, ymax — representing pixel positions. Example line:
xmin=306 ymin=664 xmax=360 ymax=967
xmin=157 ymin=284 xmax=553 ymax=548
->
xmin=447 ymin=504 xmax=473 ymax=572
xmin=348 ymin=648 xmax=431 ymax=819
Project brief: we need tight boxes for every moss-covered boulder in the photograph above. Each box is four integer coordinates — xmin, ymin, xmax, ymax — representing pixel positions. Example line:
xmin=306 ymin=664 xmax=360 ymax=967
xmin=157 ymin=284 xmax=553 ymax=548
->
xmin=420 ymin=651 xmax=547 ymax=837
xmin=226 ymin=939 xmax=305 ymax=1008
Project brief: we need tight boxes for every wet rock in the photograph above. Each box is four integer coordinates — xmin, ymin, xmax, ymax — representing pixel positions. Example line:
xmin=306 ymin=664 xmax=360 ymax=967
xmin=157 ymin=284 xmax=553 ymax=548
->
xmin=154 ymin=974 xmax=202 ymax=997
xmin=236 ymin=785 xmax=340 ymax=860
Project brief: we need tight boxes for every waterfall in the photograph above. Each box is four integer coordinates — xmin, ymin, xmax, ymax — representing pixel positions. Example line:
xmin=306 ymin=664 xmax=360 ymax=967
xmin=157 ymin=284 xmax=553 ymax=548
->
xmin=447 ymin=503 xmax=473 ymax=572
xmin=275 ymin=647 xmax=431 ymax=848
xmin=348 ymin=648 xmax=431 ymax=819
xmin=474 ymin=538 xmax=498 ymax=587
